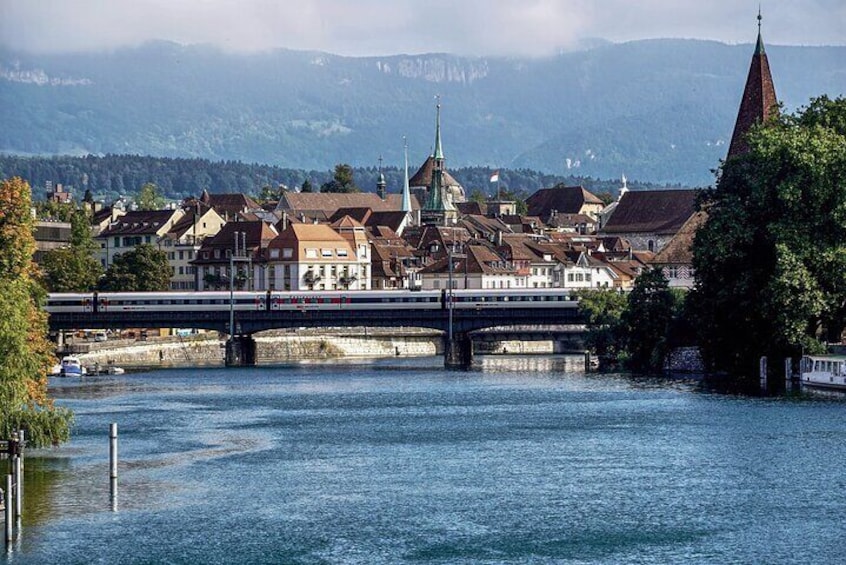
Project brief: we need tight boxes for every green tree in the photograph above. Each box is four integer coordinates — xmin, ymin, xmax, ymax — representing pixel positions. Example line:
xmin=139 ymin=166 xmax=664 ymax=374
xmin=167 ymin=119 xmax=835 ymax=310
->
xmin=136 ymin=182 xmax=165 ymax=210
xmin=320 ymin=164 xmax=359 ymax=193
xmin=99 ymin=244 xmax=171 ymax=291
xmin=41 ymin=208 xmax=103 ymax=292
xmin=301 ymin=179 xmax=313 ymax=193
xmin=577 ymin=289 xmax=627 ymax=365
xmin=620 ymin=268 xmax=675 ymax=373
xmin=690 ymin=95 xmax=846 ymax=382
xmin=0 ymin=177 xmax=72 ymax=447
xmin=35 ymin=200 xmax=75 ymax=222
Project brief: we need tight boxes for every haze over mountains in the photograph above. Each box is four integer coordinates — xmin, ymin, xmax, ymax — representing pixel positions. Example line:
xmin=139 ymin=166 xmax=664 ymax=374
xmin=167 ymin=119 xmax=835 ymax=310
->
xmin=1 ymin=39 xmax=844 ymax=186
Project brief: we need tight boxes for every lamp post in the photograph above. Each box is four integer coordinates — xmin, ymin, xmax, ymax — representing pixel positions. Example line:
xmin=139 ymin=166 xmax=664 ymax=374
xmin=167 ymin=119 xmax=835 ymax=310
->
xmin=448 ymin=244 xmax=454 ymax=343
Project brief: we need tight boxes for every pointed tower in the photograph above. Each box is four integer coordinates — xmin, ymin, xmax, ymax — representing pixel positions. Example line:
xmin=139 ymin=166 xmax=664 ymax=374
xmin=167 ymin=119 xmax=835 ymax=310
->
xmin=421 ymin=97 xmax=457 ymax=226
xmin=401 ymin=137 xmax=412 ymax=213
xmin=376 ymin=155 xmax=387 ymax=200
xmin=727 ymin=10 xmax=778 ymax=159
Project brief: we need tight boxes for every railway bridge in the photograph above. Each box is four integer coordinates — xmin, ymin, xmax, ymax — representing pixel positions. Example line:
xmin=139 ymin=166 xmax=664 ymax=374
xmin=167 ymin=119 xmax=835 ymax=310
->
xmin=48 ymin=301 xmax=587 ymax=368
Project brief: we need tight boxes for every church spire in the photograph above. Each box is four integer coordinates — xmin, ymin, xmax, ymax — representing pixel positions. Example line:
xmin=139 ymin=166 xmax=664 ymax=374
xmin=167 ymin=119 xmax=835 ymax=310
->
xmin=727 ymin=9 xmax=778 ymax=159
xmin=401 ymin=137 xmax=411 ymax=213
xmin=433 ymin=95 xmax=444 ymax=162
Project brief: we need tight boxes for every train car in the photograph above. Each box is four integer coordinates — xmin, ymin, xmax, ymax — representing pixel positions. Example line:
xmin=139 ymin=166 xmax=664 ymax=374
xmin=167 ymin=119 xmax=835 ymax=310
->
xmin=269 ymin=290 xmax=442 ymax=311
xmin=97 ymin=291 xmax=267 ymax=312
xmin=448 ymin=288 xmax=576 ymax=309
xmin=45 ymin=293 xmax=95 ymax=313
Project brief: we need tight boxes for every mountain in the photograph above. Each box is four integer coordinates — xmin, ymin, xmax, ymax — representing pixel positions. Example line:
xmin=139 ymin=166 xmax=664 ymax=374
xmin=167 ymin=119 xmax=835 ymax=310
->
xmin=1 ymin=40 xmax=844 ymax=186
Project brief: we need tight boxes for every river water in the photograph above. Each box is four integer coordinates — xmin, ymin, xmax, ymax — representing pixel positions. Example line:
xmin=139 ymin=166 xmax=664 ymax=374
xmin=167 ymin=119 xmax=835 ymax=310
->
xmin=9 ymin=355 xmax=846 ymax=564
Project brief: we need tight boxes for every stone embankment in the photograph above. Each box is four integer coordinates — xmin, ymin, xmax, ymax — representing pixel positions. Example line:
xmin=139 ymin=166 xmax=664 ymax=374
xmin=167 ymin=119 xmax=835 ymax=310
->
xmin=66 ymin=328 xmax=442 ymax=369
xmin=62 ymin=328 xmax=563 ymax=370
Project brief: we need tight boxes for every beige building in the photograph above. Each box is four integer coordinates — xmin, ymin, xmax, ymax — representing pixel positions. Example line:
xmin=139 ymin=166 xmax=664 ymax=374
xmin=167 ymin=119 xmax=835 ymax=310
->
xmin=264 ymin=223 xmax=371 ymax=291
xmin=159 ymin=208 xmax=227 ymax=290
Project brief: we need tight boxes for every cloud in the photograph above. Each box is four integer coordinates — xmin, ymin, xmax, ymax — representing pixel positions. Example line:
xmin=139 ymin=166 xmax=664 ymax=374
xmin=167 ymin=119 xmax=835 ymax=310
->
xmin=1 ymin=0 xmax=844 ymax=56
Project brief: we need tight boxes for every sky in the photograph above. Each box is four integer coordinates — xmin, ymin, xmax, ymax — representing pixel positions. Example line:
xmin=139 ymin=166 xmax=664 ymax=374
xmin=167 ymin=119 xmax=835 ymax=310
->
xmin=1 ymin=0 xmax=844 ymax=57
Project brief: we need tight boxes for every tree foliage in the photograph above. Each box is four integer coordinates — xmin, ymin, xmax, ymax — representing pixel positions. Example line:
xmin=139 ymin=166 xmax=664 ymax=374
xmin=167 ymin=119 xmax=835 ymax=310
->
xmin=690 ymin=95 xmax=846 ymax=381
xmin=619 ymin=268 xmax=676 ymax=373
xmin=136 ymin=182 xmax=166 ymax=210
xmin=0 ymin=177 xmax=73 ymax=447
xmin=99 ymin=244 xmax=171 ymax=291
xmin=577 ymin=289 xmax=627 ymax=364
xmin=41 ymin=208 xmax=103 ymax=292
xmin=320 ymin=163 xmax=360 ymax=193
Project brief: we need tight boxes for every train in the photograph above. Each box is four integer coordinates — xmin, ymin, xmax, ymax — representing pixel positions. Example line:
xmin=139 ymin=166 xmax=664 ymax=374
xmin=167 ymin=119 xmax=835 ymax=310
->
xmin=45 ymin=289 xmax=578 ymax=314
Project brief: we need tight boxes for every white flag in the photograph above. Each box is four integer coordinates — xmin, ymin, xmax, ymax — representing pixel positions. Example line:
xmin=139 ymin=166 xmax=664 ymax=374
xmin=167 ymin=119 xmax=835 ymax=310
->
xmin=489 ymin=170 xmax=500 ymax=183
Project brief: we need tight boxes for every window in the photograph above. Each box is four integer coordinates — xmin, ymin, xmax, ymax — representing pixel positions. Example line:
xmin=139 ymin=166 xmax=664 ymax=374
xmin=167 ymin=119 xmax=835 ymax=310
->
xmin=321 ymin=249 xmax=333 ymax=257
xmin=337 ymin=249 xmax=348 ymax=257
xmin=647 ymin=240 xmax=656 ymax=253
xmin=145 ymin=236 xmax=151 ymax=244
xmin=306 ymin=248 xmax=318 ymax=259
xmin=283 ymin=248 xmax=293 ymax=258
xmin=270 ymin=249 xmax=280 ymax=259
xmin=214 ymin=249 xmax=220 ymax=259
xmin=179 ymin=251 xmax=184 ymax=260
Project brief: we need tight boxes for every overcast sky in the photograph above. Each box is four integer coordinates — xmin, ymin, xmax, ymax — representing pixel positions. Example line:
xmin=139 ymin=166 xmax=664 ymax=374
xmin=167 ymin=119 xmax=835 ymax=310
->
xmin=1 ymin=0 xmax=844 ymax=57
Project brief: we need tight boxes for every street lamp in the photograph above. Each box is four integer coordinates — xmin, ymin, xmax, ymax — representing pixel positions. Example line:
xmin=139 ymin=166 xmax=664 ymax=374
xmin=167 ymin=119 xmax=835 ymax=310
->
xmin=448 ymin=244 xmax=454 ymax=343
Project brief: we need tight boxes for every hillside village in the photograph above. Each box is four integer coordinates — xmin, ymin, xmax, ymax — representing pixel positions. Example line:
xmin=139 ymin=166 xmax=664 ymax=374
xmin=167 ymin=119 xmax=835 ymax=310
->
xmin=31 ymin=20 xmax=776 ymax=298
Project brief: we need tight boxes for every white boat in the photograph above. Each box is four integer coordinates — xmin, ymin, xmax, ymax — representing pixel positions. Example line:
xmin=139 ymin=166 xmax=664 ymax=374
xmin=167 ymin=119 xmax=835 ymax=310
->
xmin=800 ymin=355 xmax=846 ymax=392
xmin=59 ymin=356 xmax=86 ymax=377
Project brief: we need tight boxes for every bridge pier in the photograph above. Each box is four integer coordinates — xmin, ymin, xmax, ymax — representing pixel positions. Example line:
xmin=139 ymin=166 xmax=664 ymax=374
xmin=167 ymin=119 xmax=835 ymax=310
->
xmin=445 ymin=333 xmax=473 ymax=369
xmin=225 ymin=335 xmax=257 ymax=367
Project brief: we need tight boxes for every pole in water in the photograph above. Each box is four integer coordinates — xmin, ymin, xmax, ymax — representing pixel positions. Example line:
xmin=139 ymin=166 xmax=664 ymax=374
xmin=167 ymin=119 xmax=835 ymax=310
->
xmin=4 ymin=475 xmax=11 ymax=545
xmin=13 ymin=458 xmax=20 ymax=521
xmin=109 ymin=423 xmax=118 ymax=480
xmin=759 ymin=356 xmax=768 ymax=393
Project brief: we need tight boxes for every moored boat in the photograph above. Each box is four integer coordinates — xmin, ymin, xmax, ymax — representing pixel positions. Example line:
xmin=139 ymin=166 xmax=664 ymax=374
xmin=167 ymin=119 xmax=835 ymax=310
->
xmin=59 ymin=356 xmax=86 ymax=377
xmin=800 ymin=355 xmax=846 ymax=392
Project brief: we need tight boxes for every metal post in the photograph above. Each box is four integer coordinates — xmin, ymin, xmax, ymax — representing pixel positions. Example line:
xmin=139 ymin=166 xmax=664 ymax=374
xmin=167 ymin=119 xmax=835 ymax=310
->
xmin=109 ymin=423 xmax=118 ymax=480
xmin=759 ymin=356 xmax=768 ymax=393
xmin=448 ymin=245 xmax=454 ymax=343
xmin=229 ymin=253 xmax=235 ymax=338
xmin=13 ymin=458 xmax=20 ymax=520
xmin=5 ymin=475 xmax=11 ymax=544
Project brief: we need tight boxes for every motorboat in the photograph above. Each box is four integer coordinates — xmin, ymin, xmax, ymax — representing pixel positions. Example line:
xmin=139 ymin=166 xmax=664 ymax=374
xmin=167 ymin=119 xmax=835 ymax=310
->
xmin=800 ymin=355 xmax=846 ymax=392
xmin=59 ymin=356 xmax=86 ymax=377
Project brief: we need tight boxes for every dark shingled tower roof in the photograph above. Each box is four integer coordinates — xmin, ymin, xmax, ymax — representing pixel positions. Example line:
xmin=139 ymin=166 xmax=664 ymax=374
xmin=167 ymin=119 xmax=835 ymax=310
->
xmin=727 ymin=11 xmax=778 ymax=159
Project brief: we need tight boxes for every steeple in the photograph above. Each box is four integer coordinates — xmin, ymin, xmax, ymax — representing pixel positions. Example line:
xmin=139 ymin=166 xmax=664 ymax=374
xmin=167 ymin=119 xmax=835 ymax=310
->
xmin=376 ymin=155 xmax=386 ymax=200
xmin=401 ymin=137 xmax=411 ymax=213
xmin=433 ymin=94 xmax=444 ymax=162
xmin=422 ymin=96 xmax=456 ymax=226
xmin=727 ymin=9 xmax=778 ymax=159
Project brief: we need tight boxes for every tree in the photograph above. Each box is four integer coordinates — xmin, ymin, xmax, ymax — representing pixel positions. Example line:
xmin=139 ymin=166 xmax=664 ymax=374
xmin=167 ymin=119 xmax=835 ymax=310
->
xmin=99 ymin=244 xmax=171 ymax=291
xmin=619 ymin=268 xmax=676 ymax=373
xmin=300 ymin=179 xmax=313 ymax=193
xmin=0 ymin=177 xmax=72 ymax=446
xmin=41 ymin=208 xmax=102 ymax=292
xmin=690 ymin=95 xmax=846 ymax=382
xmin=136 ymin=182 xmax=165 ymax=210
xmin=320 ymin=164 xmax=359 ymax=193
xmin=577 ymin=289 xmax=627 ymax=365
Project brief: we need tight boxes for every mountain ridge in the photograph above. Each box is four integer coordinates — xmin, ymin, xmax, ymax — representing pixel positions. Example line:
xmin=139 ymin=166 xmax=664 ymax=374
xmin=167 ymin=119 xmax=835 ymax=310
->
xmin=1 ymin=39 xmax=844 ymax=185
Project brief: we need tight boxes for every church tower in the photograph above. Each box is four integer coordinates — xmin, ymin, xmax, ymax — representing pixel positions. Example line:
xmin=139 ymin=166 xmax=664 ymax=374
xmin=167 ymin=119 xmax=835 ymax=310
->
xmin=727 ymin=10 xmax=778 ymax=159
xmin=420 ymin=97 xmax=457 ymax=226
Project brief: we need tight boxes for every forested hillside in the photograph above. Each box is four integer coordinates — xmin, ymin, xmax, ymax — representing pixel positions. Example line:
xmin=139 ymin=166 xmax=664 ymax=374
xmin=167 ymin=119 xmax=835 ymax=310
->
xmin=0 ymin=154 xmax=666 ymax=204
xmin=2 ymin=40 xmax=843 ymax=185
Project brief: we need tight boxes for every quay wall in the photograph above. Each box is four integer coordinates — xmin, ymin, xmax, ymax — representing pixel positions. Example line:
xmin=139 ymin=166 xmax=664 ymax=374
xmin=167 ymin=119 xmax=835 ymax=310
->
xmin=67 ymin=329 xmax=560 ymax=369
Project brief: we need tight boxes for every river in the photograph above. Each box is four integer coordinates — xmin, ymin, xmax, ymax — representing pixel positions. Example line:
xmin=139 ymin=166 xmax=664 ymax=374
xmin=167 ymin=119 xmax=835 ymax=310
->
xmin=10 ymin=355 xmax=846 ymax=564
